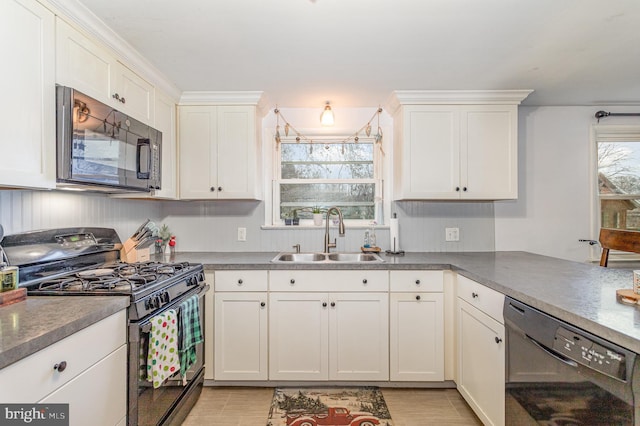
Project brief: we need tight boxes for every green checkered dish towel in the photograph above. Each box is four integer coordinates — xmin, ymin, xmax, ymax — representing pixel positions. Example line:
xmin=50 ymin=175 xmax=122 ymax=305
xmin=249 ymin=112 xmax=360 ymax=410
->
xmin=178 ymin=294 xmax=203 ymax=377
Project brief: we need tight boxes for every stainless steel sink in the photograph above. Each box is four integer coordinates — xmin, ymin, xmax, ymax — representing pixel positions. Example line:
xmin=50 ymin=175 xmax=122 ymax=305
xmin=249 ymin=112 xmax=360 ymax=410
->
xmin=326 ymin=253 xmax=384 ymax=262
xmin=271 ymin=252 xmax=384 ymax=263
xmin=272 ymin=253 xmax=326 ymax=262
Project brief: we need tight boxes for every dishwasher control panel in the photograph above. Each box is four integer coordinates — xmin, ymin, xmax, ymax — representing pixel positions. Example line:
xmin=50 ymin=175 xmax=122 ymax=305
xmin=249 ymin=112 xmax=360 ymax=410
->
xmin=553 ymin=326 xmax=626 ymax=380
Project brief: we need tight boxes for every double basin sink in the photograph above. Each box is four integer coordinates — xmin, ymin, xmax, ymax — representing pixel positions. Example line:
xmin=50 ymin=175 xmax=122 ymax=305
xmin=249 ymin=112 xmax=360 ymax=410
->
xmin=271 ymin=252 xmax=385 ymax=264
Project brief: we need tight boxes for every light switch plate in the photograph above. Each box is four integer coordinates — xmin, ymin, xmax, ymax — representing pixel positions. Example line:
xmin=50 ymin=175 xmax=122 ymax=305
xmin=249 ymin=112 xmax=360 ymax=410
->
xmin=237 ymin=227 xmax=247 ymax=241
xmin=445 ymin=227 xmax=459 ymax=242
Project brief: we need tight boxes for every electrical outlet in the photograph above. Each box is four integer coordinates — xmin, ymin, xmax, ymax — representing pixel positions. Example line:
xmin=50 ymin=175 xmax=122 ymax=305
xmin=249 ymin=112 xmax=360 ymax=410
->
xmin=445 ymin=227 xmax=459 ymax=242
xmin=237 ymin=227 xmax=247 ymax=241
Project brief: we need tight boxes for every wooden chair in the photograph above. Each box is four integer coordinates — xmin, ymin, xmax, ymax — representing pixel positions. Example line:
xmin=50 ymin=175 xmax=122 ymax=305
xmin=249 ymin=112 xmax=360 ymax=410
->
xmin=598 ymin=228 xmax=640 ymax=266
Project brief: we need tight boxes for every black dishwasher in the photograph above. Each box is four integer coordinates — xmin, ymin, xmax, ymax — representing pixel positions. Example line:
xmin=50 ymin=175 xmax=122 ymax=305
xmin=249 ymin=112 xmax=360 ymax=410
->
xmin=504 ymin=297 xmax=640 ymax=425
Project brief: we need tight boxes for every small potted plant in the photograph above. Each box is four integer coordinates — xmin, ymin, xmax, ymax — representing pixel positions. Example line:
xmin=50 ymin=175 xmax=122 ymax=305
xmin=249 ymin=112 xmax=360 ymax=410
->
xmin=292 ymin=209 xmax=300 ymax=226
xmin=312 ymin=206 xmax=324 ymax=226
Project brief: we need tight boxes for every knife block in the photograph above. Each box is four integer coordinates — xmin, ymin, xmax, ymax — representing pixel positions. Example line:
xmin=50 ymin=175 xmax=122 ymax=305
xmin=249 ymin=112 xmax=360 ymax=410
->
xmin=120 ymin=238 xmax=151 ymax=263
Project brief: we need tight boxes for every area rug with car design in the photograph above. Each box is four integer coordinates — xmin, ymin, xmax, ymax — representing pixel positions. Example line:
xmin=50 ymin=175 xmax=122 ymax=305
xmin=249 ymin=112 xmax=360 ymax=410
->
xmin=267 ymin=387 xmax=394 ymax=426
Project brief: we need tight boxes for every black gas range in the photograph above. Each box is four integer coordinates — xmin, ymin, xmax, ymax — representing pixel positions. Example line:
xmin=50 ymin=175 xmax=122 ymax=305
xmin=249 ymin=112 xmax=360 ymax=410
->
xmin=1 ymin=227 xmax=208 ymax=426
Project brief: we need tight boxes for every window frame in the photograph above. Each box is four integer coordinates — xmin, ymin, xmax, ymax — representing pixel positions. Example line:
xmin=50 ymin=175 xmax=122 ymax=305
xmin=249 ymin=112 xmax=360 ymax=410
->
xmin=272 ymin=136 xmax=383 ymax=227
xmin=592 ymin=124 xmax=640 ymax=261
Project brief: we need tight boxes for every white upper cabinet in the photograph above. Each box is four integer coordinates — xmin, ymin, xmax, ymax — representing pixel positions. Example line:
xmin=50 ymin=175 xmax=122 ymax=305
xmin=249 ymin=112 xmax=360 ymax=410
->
xmin=390 ymin=90 xmax=531 ymax=200
xmin=178 ymin=99 xmax=264 ymax=200
xmin=0 ymin=0 xmax=56 ymax=190
xmin=56 ymin=17 xmax=155 ymax=124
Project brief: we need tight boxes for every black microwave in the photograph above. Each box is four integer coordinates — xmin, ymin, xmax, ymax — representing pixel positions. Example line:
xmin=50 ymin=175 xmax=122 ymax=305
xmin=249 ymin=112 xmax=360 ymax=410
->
xmin=56 ymin=85 xmax=161 ymax=193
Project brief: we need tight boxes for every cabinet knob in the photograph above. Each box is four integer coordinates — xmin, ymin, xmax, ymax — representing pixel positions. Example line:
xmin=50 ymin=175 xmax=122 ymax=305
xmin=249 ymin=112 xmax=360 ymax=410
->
xmin=290 ymin=279 xmax=295 ymax=284
xmin=112 ymin=93 xmax=120 ymax=101
xmin=237 ymin=279 xmax=243 ymax=285
xmin=218 ymin=186 xmax=223 ymax=192
xmin=416 ymin=295 xmax=421 ymax=301
xmin=322 ymin=302 xmax=327 ymax=307
xmin=455 ymin=187 xmax=460 ymax=192
xmin=362 ymin=279 xmax=368 ymax=284
xmin=415 ymin=279 xmax=421 ymax=285
xmin=210 ymin=187 xmax=216 ymax=192
xmin=330 ymin=302 xmax=336 ymax=307
xmin=472 ymin=292 xmax=479 ymax=298
xmin=260 ymin=302 xmax=266 ymax=307
xmin=121 ymin=97 xmax=126 ymax=104
xmin=495 ymin=337 xmax=503 ymax=344
xmin=54 ymin=361 xmax=67 ymax=372
xmin=463 ymin=187 xmax=467 ymax=192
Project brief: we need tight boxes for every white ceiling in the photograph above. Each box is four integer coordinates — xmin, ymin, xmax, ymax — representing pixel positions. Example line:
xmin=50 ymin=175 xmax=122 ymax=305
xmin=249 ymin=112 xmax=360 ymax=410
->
xmin=76 ymin=0 xmax=640 ymax=107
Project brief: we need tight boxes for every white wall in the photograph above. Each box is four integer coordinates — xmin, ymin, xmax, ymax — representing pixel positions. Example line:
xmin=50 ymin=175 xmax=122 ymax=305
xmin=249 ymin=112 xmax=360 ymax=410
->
xmin=0 ymin=190 xmax=162 ymax=240
xmin=495 ymin=105 xmax=640 ymax=262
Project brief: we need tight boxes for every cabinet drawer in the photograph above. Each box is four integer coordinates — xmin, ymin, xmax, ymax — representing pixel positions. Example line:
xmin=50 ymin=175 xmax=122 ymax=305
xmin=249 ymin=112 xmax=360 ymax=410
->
xmin=390 ymin=270 xmax=443 ymax=292
xmin=270 ymin=270 xmax=388 ymax=292
xmin=0 ymin=310 xmax=126 ymax=402
xmin=457 ymin=275 xmax=504 ymax=323
xmin=215 ymin=270 xmax=267 ymax=291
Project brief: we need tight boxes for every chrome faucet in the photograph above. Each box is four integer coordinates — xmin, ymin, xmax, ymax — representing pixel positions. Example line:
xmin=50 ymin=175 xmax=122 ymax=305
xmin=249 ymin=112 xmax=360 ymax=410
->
xmin=324 ymin=206 xmax=345 ymax=253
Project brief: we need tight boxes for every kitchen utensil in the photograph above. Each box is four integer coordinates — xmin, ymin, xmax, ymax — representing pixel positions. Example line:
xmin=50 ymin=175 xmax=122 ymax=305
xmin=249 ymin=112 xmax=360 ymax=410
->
xmin=132 ymin=219 xmax=151 ymax=241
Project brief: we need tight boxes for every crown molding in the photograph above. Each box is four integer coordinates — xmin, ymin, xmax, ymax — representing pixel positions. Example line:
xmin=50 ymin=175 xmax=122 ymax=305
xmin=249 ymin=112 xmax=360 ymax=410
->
xmin=47 ymin=0 xmax=182 ymax=101
xmin=179 ymin=91 xmax=266 ymax=107
xmin=387 ymin=90 xmax=534 ymax=114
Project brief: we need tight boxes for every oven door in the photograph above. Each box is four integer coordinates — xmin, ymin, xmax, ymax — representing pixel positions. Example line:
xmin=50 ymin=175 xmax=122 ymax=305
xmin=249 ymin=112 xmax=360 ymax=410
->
xmin=128 ymin=284 xmax=208 ymax=426
xmin=504 ymin=297 xmax=639 ymax=426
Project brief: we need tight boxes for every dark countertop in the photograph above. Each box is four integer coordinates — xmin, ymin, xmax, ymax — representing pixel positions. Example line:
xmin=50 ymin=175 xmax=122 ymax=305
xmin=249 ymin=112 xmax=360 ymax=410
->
xmin=0 ymin=296 xmax=129 ymax=370
xmin=164 ymin=251 xmax=640 ymax=354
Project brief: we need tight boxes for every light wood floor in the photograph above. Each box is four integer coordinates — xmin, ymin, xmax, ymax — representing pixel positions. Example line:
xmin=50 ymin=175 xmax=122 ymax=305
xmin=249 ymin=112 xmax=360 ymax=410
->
xmin=183 ymin=387 xmax=482 ymax=426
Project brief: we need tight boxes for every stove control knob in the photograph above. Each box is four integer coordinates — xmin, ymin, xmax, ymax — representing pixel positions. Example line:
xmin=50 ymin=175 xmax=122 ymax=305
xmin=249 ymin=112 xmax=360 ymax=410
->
xmin=188 ymin=276 xmax=199 ymax=286
xmin=161 ymin=292 xmax=170 ymax=303
xmin=154 ymin=295 xmax=162 ymax=308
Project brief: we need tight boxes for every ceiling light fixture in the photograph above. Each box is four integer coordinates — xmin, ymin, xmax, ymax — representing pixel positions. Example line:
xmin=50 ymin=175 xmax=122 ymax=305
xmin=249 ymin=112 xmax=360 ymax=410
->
xmin=320 ymin=102 xmax=334 ymax=126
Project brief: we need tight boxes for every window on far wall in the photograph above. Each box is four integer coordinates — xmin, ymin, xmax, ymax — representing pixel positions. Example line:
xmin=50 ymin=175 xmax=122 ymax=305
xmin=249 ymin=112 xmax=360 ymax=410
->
xmin=273 ymin=138 xmax=382 ymax=225
xmin=596 ymin=126 xmax=640 ymax=231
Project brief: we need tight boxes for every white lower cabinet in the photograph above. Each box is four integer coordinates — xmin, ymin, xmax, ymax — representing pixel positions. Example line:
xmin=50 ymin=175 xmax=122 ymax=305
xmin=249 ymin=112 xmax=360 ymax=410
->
xmin=0 ymin=310 xmax=127 ymax=426
xmin=212 ymin=271 xmax=268 ymax=381
xmin=268 ymin=270 xmax=389 ymax=381
xmin=269 ymin=292 xmax=329 ymax=380
xmin=457 ymin=275 xmax=505 ymax=426
xmin=390 ymin=270 xmax=444 ymax=381
xmin=40 ymin=345 xmax=127 ymax=426
xmin=214 ymin=292 xmax=268 ymax=380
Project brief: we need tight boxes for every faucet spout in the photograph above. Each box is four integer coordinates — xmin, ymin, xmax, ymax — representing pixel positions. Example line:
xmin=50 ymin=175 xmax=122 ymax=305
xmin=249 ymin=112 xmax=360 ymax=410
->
xmin=324 ymin=206 xmax=345 ymax=253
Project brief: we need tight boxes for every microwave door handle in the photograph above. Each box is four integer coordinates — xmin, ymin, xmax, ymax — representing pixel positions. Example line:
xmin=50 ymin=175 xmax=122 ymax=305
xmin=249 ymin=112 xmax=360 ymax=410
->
xmin=136 ymin=138 xmax=151 ymax=179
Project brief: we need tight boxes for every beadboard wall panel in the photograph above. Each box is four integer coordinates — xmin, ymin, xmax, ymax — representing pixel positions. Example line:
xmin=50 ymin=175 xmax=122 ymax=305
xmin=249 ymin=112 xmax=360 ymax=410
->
xmin=0 ymin=190 xmax=161 ymax=240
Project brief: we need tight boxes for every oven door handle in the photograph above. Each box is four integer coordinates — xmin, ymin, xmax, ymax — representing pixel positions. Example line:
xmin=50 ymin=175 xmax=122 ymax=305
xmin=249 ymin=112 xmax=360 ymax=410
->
xmin=526 ymin=334 xmax=578 ymax=368
xmin=140 ymin=284 xmax=209 ymax=334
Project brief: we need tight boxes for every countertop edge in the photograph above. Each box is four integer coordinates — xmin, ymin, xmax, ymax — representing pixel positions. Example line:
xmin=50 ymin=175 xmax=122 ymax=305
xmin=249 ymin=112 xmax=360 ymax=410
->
xmin=0 ymin=296 xmax=130 ymax=370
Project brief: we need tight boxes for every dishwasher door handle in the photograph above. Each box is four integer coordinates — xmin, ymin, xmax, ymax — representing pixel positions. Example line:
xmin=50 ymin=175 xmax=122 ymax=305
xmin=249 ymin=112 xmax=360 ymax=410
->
xmin=526 ymin=334 xmax=579 ymax=368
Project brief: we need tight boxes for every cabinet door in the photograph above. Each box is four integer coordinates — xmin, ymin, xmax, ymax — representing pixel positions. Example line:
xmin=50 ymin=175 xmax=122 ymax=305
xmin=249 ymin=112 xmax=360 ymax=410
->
xmin=214 ymin=292 xmax=268 ymax=380
xmin=461 ymin=106 xmax=517 ymax=199
xmin=329 ymin=293 xmax=389 ymax=381
xmin=113 ymin=61 xmax=154 ymax=123
xmin=390 ymin=292 xmax=444 ymax=381
xmin=269 ymin=293 xmax=329 ymax=380
xmin=395 ymin=106 xmax=460 ymax=200
xmin=55 ymin=17 xmax=114 ymax=104
xmin=216 ymin=106 xmax=257 ymax=199
xmin=178 ymin=106 xmax=217 ymax=199
xmin=152 ymin=91 xmax=177 ymax=198
xmin=0 ymin=0 xmax=55 ymax=189
xmin=40 ymin=345 xmax=127 ymax=426
xmin=457 ymin=298 xmax=505 ymax=426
